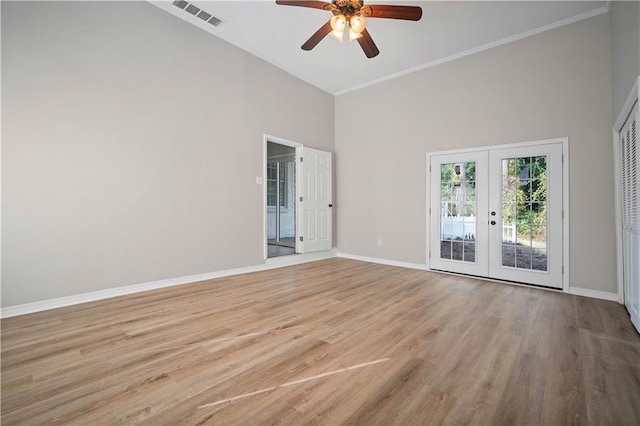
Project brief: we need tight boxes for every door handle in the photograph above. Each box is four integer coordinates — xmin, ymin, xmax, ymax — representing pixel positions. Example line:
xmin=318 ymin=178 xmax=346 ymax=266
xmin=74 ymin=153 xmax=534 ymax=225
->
xmin=490 ymin=220 xmax=496 ymax=225
xmin=329 ymin=204 xmax=333 ymax=208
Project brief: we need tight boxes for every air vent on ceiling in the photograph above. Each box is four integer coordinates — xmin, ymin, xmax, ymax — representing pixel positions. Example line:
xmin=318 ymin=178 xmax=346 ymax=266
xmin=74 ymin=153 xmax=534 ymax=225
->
xmin=185 ymin=4 xmax=200 ymax=15
xmin=196 ymin=10 xmax=212 ymax=21
xmin=207 ymin=15 xmax=223 ymax=27
xmin=172 ymin=0 xmax=187 ymax=9
xmin=172 ymin=0 xmax=224 ymax=27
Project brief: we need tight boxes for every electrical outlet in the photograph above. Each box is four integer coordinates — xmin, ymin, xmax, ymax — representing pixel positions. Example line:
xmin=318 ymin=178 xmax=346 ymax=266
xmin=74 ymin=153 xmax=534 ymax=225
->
xmin=377 ymin=239 xmax=383 ymax=246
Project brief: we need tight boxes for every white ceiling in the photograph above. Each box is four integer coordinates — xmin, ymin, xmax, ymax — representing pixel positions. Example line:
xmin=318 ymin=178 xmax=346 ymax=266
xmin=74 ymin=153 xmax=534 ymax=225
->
xmin=150 ymin=1 xmax=609 ymax=95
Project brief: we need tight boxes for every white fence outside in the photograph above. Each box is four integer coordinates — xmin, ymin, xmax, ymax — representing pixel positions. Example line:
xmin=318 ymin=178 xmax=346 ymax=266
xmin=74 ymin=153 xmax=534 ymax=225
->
xmin=441 ymin=215 xmax=476 ymax=240
xmin=502 ymin=222 xmax=516 ymax=243
xmin=441 ymin=215 xmax=516 ymax=243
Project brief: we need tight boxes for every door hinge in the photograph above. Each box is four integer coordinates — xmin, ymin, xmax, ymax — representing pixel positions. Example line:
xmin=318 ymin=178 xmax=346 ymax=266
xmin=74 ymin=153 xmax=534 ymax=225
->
xmin=429 ymin=165 xmax=432 ymax=172
xmin=562 ymin=210 xmax=564 ymax=219
xmin=429 ymin=250 xmax=431 ymax=258
xmin=299 ymin=196 xmax=303 ymax=202
xmin=429 ymin=208 xmax=431 ymax=215
xmin=562 ymin=265 xmax=565 ymax=274
xmin=300 ymin=236 xmax=304 ymax=242
xmin=300 ymin=156 xmax=303 ymax=162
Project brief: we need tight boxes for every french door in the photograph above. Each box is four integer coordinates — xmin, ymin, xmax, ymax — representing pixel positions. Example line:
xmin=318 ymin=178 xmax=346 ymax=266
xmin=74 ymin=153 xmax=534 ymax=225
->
xmin=429 ymin=141 xmax=565 ymax=289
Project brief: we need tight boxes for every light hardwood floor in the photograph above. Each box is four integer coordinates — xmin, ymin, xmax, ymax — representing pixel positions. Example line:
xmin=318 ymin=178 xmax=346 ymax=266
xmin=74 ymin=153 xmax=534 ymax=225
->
xmin=2 ymin=258 xmax=639 ymax=425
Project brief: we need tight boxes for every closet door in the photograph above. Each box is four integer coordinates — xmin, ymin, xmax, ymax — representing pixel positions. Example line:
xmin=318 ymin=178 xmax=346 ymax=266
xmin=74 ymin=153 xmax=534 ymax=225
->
xmin=619 ymin=102 xmax=639 ymax=332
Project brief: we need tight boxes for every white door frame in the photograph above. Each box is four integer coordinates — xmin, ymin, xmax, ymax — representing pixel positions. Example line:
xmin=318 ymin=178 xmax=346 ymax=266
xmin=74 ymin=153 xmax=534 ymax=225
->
xmin=613 ymin=76 xmax=640 ymax=305
xmin=426 ymin=137 xmax=570 ymax=293
xmin=263 ymin=134 xmax=303 ymax=260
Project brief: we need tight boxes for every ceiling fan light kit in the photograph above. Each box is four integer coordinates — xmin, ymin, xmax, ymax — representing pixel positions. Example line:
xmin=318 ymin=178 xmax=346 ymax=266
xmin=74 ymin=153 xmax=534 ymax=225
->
xmin=275 ymin=0 xmax=422 ymax=58
xmin=329 ymin=14 xmax=364 ymax=42
xmin=329 ymin=14 xmax=347 ymax=41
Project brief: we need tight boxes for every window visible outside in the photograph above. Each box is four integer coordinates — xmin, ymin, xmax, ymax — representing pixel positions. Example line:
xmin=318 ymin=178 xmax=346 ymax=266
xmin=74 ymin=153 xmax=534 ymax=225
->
xmin=267 ymin=162 xmax=287 ymax=208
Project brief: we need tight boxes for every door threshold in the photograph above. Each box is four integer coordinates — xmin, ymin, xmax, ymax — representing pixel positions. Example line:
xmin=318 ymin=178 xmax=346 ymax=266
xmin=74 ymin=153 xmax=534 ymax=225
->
xmin=429 ymin=268 xmax=564 ymax=293
xmin=266 ymin=249 xmax=337 ymax=266
xmin=268 ymin=243 xmax=295 ymax=248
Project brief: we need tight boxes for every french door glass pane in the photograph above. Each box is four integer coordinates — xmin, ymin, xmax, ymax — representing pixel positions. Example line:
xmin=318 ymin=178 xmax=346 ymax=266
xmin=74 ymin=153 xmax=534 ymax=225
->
xmin=501 ymin=156 xmax=548 ymax=271
xmin=440 ymin=162 xmax=476 ymax=263
xmin=278 ymin=161 xmax=296 ymax=245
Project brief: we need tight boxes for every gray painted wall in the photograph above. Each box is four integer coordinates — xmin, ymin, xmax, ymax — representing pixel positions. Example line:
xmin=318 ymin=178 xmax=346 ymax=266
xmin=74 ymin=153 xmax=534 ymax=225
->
xmin=1 ymin=1 xmax=335 ymax=306
xmin=2 ymin=2 xmax=629 ymax=307
xmin=335 ymin=14 xmax=615 ymax=293
xmin=610 ymin=0 xmax=640 ymax=119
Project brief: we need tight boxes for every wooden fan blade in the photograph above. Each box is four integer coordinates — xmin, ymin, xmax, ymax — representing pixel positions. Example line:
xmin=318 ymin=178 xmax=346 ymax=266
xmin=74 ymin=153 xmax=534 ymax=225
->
xmin=302 ymin=20 xmax=332 ymax=50
xmin=365 ymin=5 xmax=422 ymax=21
xmin=275 ymin=0 xmax=333 ymax=10
xmin=357 ymin=29 xmax=379 ymax=58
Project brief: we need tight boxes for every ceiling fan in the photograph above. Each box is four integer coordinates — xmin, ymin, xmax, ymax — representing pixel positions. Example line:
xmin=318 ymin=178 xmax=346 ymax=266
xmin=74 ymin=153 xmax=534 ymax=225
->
xmin=275 ymin=0 xmax=422 ymax=58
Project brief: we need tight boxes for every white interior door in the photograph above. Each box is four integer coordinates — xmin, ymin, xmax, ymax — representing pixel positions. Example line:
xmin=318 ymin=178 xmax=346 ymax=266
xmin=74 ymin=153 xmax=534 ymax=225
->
xmin=429 ymin=141 xmax=564 ymax=289
xmin=300 ymin=147 xmax=332 ymax=253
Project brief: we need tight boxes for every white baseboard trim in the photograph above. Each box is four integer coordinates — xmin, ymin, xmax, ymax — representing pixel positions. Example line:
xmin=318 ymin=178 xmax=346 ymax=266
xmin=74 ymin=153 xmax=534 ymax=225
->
xmin=569 ymin=287 xmax=619 ymax=302
xmin=337 ymin=252 xmax=427 ymax=271
xmin=265 ymin=248 xmax=337 ymax=267
xmin=3 ymin=250 xmax=620 ymax=318
xmin=0 ymin=249 xmax=338 ymax=319
xmin=337 ymin=253 xmax=621 ymax=304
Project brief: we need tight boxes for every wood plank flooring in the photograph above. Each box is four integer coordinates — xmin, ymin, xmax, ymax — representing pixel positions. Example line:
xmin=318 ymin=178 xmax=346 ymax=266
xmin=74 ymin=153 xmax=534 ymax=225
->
xmin=2 ymin=258 xmax=639 ymax=425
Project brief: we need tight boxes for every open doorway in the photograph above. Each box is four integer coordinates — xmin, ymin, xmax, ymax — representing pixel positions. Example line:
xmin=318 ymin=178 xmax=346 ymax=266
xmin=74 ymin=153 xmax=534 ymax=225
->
xmin=266 ymin=141 xmax=297 ymax=258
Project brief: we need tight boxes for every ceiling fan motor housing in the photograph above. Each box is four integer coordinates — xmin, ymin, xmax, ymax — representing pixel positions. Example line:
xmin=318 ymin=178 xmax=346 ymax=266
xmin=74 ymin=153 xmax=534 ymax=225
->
xmin=331 ymin=0 xmax=367 ymax=17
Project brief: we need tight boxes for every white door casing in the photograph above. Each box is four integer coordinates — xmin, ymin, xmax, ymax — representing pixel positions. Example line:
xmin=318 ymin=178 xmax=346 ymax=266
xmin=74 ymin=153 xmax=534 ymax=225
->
xmin=300 ymin=147 xmax=332 ymax=253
